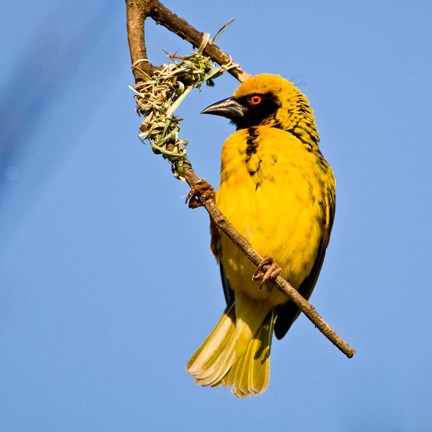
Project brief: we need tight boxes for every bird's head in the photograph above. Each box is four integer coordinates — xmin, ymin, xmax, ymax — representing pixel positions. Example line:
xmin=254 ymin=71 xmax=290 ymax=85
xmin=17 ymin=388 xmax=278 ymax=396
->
xmin=202 ymin=73 xmax=319 ymax=144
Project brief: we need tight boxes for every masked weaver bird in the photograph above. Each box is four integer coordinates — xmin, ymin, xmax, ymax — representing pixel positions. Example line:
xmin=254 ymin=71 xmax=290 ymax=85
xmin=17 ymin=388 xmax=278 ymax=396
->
xmin=186 ymin=74 xmax=336 ymax=398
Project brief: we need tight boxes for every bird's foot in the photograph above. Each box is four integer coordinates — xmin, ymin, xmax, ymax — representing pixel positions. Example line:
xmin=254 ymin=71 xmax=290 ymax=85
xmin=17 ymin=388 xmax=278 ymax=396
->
xmin=252 ymin=257 xmax=282 ymax=287
xmin=185 ymin=179 xmax=216 ymax=209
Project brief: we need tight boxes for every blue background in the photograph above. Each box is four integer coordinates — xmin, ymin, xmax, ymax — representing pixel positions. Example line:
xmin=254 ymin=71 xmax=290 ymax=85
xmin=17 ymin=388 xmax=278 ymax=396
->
xmin=1 ymin=1 xmax=431 ymax=431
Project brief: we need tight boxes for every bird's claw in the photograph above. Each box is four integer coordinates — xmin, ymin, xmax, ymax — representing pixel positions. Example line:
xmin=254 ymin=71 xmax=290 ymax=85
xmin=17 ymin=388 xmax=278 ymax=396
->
xmin=252 ymin=257 xmax=282 ymax=287
xmin=186 ymin=179 xmax=216 ymax=209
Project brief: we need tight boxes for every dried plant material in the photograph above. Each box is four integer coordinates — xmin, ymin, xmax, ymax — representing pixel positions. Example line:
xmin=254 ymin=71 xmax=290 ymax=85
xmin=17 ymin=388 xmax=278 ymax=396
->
xmin=130 ymin=44 xmax=237 ymax=180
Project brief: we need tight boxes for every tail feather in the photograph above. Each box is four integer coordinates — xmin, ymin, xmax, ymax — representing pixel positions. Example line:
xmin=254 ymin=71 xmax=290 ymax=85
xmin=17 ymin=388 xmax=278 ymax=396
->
xmin=186 ymin=304 xmax=236 ymax=386
xmin=230 ymin=310 xmax=274 ymax=398
xmin=231 ymin=336 xmax=256 ymax=397
xmin=248 ymin=310 xmax=274 ymax=394
xmin=187 ymin=303 xmax=275 ymax=398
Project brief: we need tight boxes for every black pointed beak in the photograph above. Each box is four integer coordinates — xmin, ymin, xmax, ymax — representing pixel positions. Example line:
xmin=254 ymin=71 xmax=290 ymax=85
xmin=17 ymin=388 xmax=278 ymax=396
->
xmin=201 ymin=96 xmax=247 ymax=121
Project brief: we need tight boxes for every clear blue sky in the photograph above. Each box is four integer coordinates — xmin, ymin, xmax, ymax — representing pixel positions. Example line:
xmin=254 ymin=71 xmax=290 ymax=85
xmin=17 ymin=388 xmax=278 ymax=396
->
xmin=1 ymin=1 xmax=431 ymax=431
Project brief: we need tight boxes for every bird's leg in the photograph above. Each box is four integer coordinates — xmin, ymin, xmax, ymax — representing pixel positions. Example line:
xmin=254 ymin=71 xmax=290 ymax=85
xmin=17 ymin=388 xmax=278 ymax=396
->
xmin=252 ymin=257 xmax=282 ymax=287
xmin=185 ymin=179 xmax=216 ymax=209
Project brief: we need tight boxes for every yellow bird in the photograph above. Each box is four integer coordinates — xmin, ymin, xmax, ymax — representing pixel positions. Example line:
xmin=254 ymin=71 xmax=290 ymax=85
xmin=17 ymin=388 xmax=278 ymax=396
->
xmin=187 ymin=74 xmax=336 ymax=398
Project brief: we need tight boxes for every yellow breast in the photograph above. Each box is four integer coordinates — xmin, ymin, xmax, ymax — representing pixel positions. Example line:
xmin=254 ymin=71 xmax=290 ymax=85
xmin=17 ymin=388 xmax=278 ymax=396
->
xmin=216 ymin=126 xmax=334 ymax=306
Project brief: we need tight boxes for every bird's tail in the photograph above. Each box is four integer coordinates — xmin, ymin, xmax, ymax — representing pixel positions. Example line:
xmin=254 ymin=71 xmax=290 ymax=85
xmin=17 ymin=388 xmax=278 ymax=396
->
xmin=186 ymin=303 xmax=275 ymax=398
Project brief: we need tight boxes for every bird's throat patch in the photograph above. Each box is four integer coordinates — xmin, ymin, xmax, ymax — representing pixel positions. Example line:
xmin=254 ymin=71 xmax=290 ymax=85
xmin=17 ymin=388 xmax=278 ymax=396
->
xmin=245 ymin=127 xmax=262 ymax=182
xmin=245 ymin=127 xmax=259 ymax=158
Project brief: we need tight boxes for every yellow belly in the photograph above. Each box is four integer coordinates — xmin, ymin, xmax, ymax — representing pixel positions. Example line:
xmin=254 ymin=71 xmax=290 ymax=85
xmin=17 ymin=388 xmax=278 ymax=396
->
xmin=216 ymin=126 xmax=332 ymax=308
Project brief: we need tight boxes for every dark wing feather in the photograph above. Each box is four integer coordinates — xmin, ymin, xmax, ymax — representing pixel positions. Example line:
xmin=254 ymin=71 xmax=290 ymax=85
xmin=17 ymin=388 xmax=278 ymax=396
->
xmin=210 ymin=218 xmax=235 ymax=306
xmin=274 ymin=187 xmax=336 ymax=340
xmin=220 ymin=263 xmax=235 ymax=306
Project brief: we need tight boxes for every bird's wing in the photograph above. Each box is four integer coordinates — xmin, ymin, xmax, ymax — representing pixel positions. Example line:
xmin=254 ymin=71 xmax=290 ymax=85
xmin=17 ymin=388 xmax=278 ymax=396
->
xmin=220 ymin=263 xmax=235 ymax=306
xmin=210 ymin=218 xmax=235 ymax=306
xmin=274 ymin=187 xmax=336 ymax=340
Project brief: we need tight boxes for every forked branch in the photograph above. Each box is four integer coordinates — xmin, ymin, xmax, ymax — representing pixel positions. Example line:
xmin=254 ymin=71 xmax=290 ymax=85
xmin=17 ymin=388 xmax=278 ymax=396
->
xmin=125 ymin=0 xmax=355 ymax=358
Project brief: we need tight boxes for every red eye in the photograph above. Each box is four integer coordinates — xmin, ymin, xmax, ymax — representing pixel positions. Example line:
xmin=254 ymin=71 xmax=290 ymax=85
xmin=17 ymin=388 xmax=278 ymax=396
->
xmin=249 ymin=95 xmax=262 ymax=105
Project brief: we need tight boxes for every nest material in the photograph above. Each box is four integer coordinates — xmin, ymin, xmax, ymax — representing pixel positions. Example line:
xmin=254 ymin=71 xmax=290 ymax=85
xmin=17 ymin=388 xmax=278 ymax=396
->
xmin=130 ymin=43 xmax=237 ymax=179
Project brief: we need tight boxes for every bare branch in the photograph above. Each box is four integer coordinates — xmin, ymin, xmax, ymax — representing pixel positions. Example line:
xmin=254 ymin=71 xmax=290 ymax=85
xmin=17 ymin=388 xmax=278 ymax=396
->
xmin=150 ymin=0 xmax=250 ymax=82
xmin=124 ymin=0 xmax=355 ymax=359
xmin=126 ymin=0 xmax=159 ymax=80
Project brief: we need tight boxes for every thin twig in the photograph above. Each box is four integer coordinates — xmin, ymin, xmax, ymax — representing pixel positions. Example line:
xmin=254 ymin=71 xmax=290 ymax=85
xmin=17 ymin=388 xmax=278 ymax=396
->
xmin=150 ymin=1 xmax=250 ymax=82
xmin=126 ymin=0 xmax=250 ymax=83
xmin=124 ymin=0 xmax=355 ymax=358
xmin=126 ymin=0 xmax=159 ymax=81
